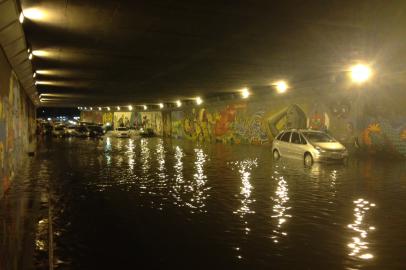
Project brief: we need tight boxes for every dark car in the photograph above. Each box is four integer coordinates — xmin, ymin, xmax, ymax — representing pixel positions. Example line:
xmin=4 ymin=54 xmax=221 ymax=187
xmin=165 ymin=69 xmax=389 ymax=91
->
xmin=87 ymin=125 xmax=104 ymax=137
xmin=75 ymin=126 xmax=89 ymax=137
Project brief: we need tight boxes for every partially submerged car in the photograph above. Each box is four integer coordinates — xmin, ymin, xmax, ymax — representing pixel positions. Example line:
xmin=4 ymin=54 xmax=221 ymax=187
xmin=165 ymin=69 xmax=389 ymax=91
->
xmin=271 ymin=129 xmax=348 ymax=165
xmin=74 ymin=126 xmax=89 ymax=138
xmin=114 ymin=127 xmax=130 ymax=138
xmin=87 ymin=125 xmax=104 ymax=138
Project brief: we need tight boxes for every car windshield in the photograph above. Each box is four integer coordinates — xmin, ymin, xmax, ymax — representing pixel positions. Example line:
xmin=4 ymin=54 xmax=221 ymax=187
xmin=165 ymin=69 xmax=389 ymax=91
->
xmin=117 ymin=127 xmax=128 ymax=131
xmin=302 ymin=131 xmax=336 ymax=142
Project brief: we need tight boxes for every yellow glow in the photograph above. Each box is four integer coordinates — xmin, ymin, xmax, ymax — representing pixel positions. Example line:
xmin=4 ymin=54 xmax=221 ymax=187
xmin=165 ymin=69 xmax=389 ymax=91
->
xmin=275 ymin=81 xmax=288 ymax=93
xmin=23 ymin=8 xmax=48 ymax=21
xmin=196 ymin=97 xmax=203 ymax=105
xmin=28 ymin=53 xmax=33 ymax=60
xmin=176 ymin=100 xmax=182 ymax=107
xmin=107 ymin=107 xmax=111 ymax=111
xmin=128 ymin=105 xmax=133 ymax=111
xmin=350 ymin=64 xmax=372 ymax=83
xmin=143 ymin=105 xmax=147 ymax=110
xmin=32 ymin=50 xmax=52 ymax=57
xmin=19 ymin=12 xmax=25 ymax=23
xmin=33 ymin=72 xmax=36 ymax=78
xmin=89 ymin=107 xmax=93 ymax=111
xmin=241 ymin=88 xmax=250 ymax=99
xmin=117 ymin=106 xmax=120 ymax=111
xmin=98 ymin=107 xmax=102 ymax=111
xmin=159 ymin=103 xmax=164 ymax=109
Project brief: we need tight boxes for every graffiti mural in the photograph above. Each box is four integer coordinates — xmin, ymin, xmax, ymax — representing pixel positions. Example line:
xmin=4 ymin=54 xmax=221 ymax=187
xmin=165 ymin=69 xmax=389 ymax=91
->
xmin=114 ymin=112 xmax=132 ymax=128
xmin=140 ymin=112 xmax=163 ymax=135
xmin=81 ymin=111 xmax=102 ymax=124
xmin=0 ymin=72 xmax=36 ymax=197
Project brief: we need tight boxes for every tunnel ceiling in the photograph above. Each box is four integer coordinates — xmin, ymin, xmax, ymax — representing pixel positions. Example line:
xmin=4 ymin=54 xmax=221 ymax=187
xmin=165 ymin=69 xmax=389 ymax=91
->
xmin=20 ymin=0 xmax=406 ymax=107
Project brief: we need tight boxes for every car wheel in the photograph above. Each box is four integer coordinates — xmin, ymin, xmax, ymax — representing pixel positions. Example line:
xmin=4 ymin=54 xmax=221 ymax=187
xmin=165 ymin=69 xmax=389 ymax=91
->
xmin=304 ymin=153 xmax=313 ymax=166
xmin=273 ymin=149 xmax=280 ymax=160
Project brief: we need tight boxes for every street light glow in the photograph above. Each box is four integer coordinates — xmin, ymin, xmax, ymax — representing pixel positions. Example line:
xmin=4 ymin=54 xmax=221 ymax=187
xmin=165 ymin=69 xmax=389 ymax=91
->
xmin=350 ymin=64 xmax=372 ymax=83
xmin=176 ymin=100 xmax=182 ymax=107
xmin=241 ymin=88 xmax=250 ymax=99
xmin=33 ymin=72 xmax=36 ymax=78
xmin=98 ymin=107 xmax=102 ymax=111
xmin=159 ymin=103 xmax=164 ymax=109
xmin=196 ymin=97 xmax=203 ymax=105
xmin=143 ymin=105 xmax=147 ymax=110
xmin=89 ymin=107 xmax=93 ymax=111
xmin=107 ymin=107 xmax=111 ymax=111
xmin=128 ymin=105 xmax=133 ymax=111
xmin=117 ymin=106 xmax=120 ymax=111
xmin=22 ymin=8 xmax=47 ymax=21
xmin=32 ymin=50 xmax=52 ymax=57
xmin=28 ymin=53 xmax=33 ymax=60
xmin=275 ymin=81 xmax=288 ymax=93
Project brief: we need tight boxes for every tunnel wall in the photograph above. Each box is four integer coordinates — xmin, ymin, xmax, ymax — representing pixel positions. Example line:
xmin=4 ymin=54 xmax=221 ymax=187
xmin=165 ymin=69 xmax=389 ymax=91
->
xmin=81 ymin=86 xmax=406 ymax=158
xmin=0 ymin=48 xmax=36 ymax=197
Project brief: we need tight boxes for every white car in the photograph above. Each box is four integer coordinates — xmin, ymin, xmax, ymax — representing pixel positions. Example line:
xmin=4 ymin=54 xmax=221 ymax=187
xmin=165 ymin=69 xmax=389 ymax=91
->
xmin=272 ymin=129 xmax=348 ymax=165
xmin=65 ymin=126 xmax=77 ymax=136
xmin=114 ymin=127 xmax=130 ymax=138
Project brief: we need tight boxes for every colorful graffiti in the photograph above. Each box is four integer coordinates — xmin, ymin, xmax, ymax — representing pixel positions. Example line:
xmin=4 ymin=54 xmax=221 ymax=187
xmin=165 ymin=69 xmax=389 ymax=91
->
xmin=81 ymin=111 xmax=102 ymax=124
xmin=113 ymin=112 xmax=132 ymax=128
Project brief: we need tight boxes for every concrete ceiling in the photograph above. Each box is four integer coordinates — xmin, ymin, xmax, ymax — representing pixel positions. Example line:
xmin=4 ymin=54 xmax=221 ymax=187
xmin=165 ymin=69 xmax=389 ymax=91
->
xmin=20 ymin=0 xmax=406 ymax=107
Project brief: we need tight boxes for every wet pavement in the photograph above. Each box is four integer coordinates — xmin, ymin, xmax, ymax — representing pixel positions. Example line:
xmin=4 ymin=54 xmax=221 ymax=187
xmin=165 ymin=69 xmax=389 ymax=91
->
xmin=1 ymin=137 xmax=406 ymax=269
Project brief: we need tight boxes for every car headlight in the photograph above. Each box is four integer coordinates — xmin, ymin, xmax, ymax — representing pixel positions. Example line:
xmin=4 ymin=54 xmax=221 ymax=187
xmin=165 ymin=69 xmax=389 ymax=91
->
xmin=315 ymin=146 xmax=326 ymax=152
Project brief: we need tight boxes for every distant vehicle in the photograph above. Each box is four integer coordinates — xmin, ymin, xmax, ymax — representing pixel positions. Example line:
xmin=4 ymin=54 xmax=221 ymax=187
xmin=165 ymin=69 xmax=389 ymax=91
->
xmin=75 ymin=126 xmax=89 ymax=138
xmin=52 ymin=125 xmax=66 ymax=137
xmin=87 ymin=125 xmax=104 ymax=138
xmin=140 ymin=128 xmax=155 ymax=138
xmin=114 ymin=127 xmax=130 ymax=138
xmin=65 ymin=126 xmax=77 ymax=136
xmin=271 ymin=129 xmax=348 ymax=166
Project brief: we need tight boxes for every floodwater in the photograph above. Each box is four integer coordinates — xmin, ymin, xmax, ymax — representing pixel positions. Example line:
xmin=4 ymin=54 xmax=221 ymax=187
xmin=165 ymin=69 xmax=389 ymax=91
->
xmin=1 ymin=137 xmax=406 ymax=270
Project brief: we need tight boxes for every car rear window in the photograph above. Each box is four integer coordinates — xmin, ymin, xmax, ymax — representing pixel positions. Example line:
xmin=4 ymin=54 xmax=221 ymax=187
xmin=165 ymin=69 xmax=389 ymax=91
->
xmin=280 ymin=132 xmax=291 ymax=142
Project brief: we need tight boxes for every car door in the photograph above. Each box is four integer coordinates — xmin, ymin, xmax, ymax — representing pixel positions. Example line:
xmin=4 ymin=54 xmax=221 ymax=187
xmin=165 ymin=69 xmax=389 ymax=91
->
xmin=289 ymin=132 xmax=307 ymax=160
xmin=278 ymin=131 xmax=292 ymax=157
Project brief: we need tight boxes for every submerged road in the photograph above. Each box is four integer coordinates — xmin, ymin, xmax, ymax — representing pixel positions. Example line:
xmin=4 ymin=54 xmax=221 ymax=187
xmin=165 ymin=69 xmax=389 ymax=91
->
xmin=1 ymin=137 xmax=406 ymax=269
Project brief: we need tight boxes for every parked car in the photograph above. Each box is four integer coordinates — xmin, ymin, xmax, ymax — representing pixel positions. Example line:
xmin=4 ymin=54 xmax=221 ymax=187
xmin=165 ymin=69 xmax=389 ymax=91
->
xmin=65 ymin=126 xmax=77 ymax=136
xmin=271 ymin=129 xmax=348 ymax=165
xmin=74 ymin=126 xmax=89 ymax=138
xmin=87 ymin=125 xmax=104 ymax=138
xmin=114 ymin=127 xmax=130 ymax=138
xmin=52 ymin=125 xmax=66 ymax=137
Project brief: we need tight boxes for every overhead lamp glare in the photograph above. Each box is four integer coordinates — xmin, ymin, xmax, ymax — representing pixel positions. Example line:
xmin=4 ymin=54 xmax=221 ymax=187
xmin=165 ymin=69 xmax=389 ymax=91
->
xmin=275 ymin=81 xmax=288 ymax=93
xmin=117 ymin=106 xmax=120 ymax=111
xmin=28 ymin=53 xmax=33 ymax=60
xmin=350 ymin=64 xmax=372 ymax=83
xmin=128 ymin=105 xmax=133 ymax=111
xmin=176 ymin=100 xmax=182 ymax=108
xmin=196 ymin=97 xmax=203 ymax=105
xmin=98 ymin=107 xmax=102 ymax=111
xmin=143 ymin=105 xmax=147 ymax=110
xmin=159 ymin=103 xmax=164 ymax=109
xmin=19 ymin=12 xmax=24 ymax=23
xmin=241 ymin=88 xmax=250 ymax=99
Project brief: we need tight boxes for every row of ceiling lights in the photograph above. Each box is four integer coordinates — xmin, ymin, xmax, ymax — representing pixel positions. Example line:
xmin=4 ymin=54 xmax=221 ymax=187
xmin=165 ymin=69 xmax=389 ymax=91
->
xmin=18 ymin=9 xmax=373 ymax=108
xmin=76 ymin=82 xmax=288 ymax=111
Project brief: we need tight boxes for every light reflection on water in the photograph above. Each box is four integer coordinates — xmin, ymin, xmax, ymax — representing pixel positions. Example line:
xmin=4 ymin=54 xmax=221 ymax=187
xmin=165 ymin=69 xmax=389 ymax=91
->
xmin=172 ymin=145 xmax=184 ymax=206
xmin=347 ymin=198 xmax=376 ymax=260
xmin=270 ymin=165 xmax=291 ymax=243
xmin=187 ymin=148 xmax=209 ymax=213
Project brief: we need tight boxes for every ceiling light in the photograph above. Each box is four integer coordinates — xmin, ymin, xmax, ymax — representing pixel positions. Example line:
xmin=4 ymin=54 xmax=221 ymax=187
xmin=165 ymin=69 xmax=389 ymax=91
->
xmin=98 ymin=107 xmax=102 ymax=111
xmin=84 ymin=107 xmax=87 ymax=110
xmin=117 ymin=106 xmax=120 ymax=111
xmin=196 ymin=97 xmax=203 ymax=105
xmin=19 ymin=12 xmax=24 ymax=23
xmin=275 ymin=81 xmax=288 ymax=93
xmin=32 ymin=50 xmax=51 ymax=57
xmin=27 ymin=48 xmax=30 ymax=53
xmin=159 ymin=103 xmax=164 ymax=109
xmin=241 ymin=88 xmax=250 ymax=99
xmin=28 ymin=53 xmax=33 ymax=60
xmin=23 ymin=8 xmax=47 ymax=21
xmin=143 ymin=105 xmax=147 ymax=110
xmin=176 ymin=100 xmax=182 ymax=108
xmin=89 ymin=107 xmax=93 ymax=111
xmin=350 ymin=64 xmax=372 ymax=83
xmin=33 ymin=72 xmax=36 ymax=78
xmin=128 ymin=105 xmax=133 ymax=111
xmin=107 ymin=107 xmax=111 ymax=111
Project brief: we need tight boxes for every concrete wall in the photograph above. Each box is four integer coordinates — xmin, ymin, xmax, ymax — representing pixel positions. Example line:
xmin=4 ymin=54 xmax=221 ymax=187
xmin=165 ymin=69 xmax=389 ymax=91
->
xmin=81 ymin=86 xmax=406 ymax=158
xmin=0 ymin=48 xmax=36 ymax=198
